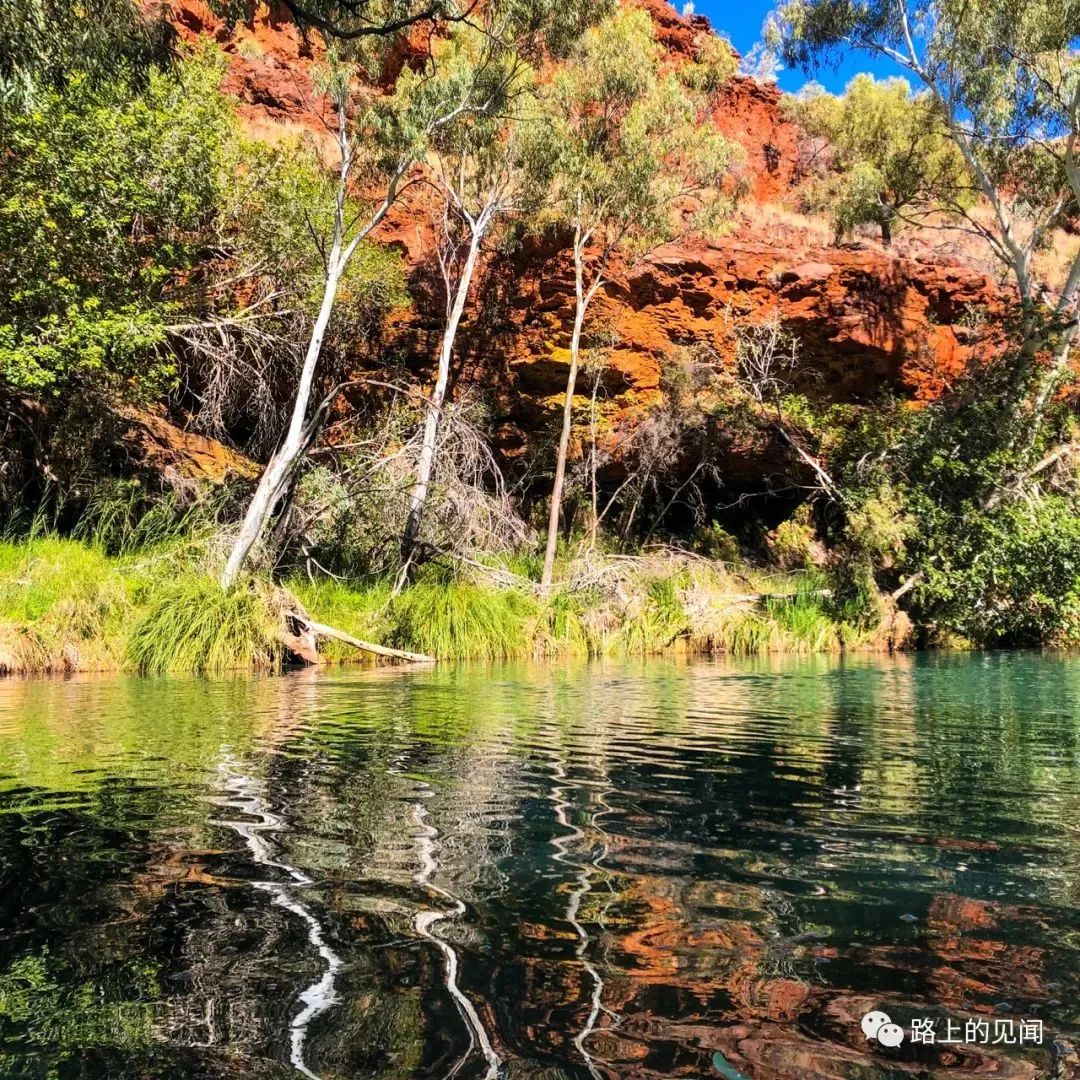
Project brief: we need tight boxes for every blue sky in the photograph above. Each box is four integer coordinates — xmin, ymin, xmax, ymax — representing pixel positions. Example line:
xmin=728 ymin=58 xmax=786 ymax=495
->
xmin=691 ymin=0 xmax=905 ymax=93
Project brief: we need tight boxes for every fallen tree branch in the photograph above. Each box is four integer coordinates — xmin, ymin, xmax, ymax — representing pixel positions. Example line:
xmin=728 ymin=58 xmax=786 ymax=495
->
xmin=301 ymin=618 xmax=436 ymax=664
xmin=769 ymin=421 xmax=846 ymax=505
xmin=982 ymin=441 xmax=1080 ymax=510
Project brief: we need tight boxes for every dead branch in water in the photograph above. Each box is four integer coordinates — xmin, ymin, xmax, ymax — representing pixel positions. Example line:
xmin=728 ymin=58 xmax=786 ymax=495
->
xmin=302 ymin=618 xmax=436 ymax=664
xmin=274 ymin=588 xmax=436 ymax=665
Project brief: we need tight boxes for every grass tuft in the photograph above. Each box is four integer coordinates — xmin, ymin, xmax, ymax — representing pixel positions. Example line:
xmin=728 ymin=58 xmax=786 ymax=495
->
xmin=764 ymin=581 xmax=839 ymax=653
xmin=389 ymin=580 xmax=534 ymax=661
xmin=128 ymin=577 xmax=282 ymax=675
xmin=533 ymin=589 xmax=591 ymax=657
xmin=605 ymin=574 xmax=690 ymax=655
xmin=0 ymin=538 xmax=135 ymax=673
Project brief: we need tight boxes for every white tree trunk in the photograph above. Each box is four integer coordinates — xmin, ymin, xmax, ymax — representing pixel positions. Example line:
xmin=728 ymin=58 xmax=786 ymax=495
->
xmin=219 ymin=97 xmax=409 ymax=592
xmin=541 ymin=234 xmax=595 ymax=589
xmin=395 ymin=228 xmax=484 ymax=590
xmin=220 ymin=254 xmax=347 ymax=591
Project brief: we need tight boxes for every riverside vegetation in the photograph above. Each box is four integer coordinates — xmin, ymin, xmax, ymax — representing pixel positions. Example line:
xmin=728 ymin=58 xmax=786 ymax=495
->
xmin=3 ymin=0 xmax=1080 ymax=673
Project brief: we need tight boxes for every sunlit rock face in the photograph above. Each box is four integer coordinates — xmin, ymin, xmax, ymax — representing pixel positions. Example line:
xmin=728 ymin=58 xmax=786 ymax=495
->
xmin=165 ymin=0 xmax=1005 ymax=477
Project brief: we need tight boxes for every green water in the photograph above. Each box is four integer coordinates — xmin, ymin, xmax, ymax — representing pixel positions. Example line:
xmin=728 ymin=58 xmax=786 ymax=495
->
xmin=0 ymin=652 xmax=1078 ymax=1079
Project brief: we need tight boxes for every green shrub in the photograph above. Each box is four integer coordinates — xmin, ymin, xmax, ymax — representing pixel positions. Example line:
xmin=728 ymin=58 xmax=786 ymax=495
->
xmin=768 ymin=505 xmax=819 ymax=571
xmin=692 ymin=522 xmax=741 ymax=563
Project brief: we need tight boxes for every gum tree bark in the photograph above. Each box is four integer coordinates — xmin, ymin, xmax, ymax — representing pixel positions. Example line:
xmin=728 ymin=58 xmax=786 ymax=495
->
xmin=220 ymin=104 xmax=404 ymax=591
xmin=395 ymin=202 xmax=494 ymax=591
xmin=541 ymin=223 xmax=602 ymax=589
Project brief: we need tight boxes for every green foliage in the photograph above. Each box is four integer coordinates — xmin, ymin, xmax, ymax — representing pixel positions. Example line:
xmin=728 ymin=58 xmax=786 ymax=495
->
xmin=127 ymin=576 xmax=282 ymax=675
xmin=69 ymin=479 xmax=227 ymax=555
xmin=769 ymin=506 xmax=818 ymax=571
xmin=910 ymin=496 xmax=1080 ymax=647
xmin=693 ymin=522 xmax=742 ymax=563
xmin=0 ymin=531 xmax=864 ymax=673
xmin=0 ymin=53 xmax=235 ymax=397
xmin=537 ymin=10 xmax=743 ymax=256
xmin=843 ymin=485 xmax=913 ymax=564
xmin=784 ymin=74 xmax=972 ymax=243
xmin=777 ymin=0 xmax=1080 ymax=275
xmin=0 ymin=0 xmax=172 ymax=111
xmin=288 ymin=576 xmax=394 ymax=661
xmin=226 ymin=136 xmax=408 ymax=327
xmin=0 ymin=537 xmax=135 ymax=673
xmin=389 ymin=577 xmax=535 ymax=661
xmin=821 ymin=375 xmax=1080 ymax=646
xmin=533 ymin=588 xmax=590 ymax=656
xmin=389 ymin=23 xmax=549 ymax=231
xmin=680 ymin=35 xmax=739 ymax=94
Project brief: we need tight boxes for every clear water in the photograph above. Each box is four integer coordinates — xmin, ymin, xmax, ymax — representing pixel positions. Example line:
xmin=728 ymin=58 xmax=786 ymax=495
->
xmin=0 ymin=653 xmax=1078 ymax=1079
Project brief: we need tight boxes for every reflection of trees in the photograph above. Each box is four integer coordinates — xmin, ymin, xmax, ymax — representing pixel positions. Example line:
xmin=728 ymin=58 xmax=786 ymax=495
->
xmin=550 ymin=757 xmax=618 ymax=1079
xmin=411 ymin=792 xmax=500 ymax=1079
xmin=1 ymin=656 xmax=1078 ymax=1078
xmin=210 ymin=765 xmax=343 ymax=1080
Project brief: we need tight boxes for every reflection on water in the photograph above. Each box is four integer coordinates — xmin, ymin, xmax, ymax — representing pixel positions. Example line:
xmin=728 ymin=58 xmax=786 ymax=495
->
xmin=211 ymin=764 xmax=343 ymax=1079
xmin=0 ymin=653 xmax=1079 ymax=1078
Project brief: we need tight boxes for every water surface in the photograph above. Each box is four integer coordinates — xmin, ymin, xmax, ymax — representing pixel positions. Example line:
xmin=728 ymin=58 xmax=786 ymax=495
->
xmin=0 ymin=653 xmax=1078 ymax=1079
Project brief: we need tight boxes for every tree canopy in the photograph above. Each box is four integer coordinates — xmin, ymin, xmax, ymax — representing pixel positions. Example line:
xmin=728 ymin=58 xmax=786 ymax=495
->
xmin=0 ymin=0 xmax=173 ymax=111
xmin=212 ymin=0 xmax=607 ymax=57
xmin=539 ymin=10 xmax=742 ymax=259
xmin=0 ymin=56 xmax=232 ymax=397
xmin=784 ymin=74 xmax=972 ymax=244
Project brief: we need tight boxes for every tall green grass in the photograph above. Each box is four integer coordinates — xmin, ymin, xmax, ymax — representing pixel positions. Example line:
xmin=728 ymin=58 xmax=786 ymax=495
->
xmin=389 ymin=579 xmax=536 ymax=661
xmin=605 ymin=575 xmax=690 ymax=655
xmin=0 ymin=532 xmax=866 ymax=676
xmin=764 ymin=581 xmax=839 ymax=653
xmin=127 ymin=577 xmax=282 ymax=675
xmin=0 ymin=538 xmax=136 ymax=673
xmin=533 ymin=589 xmax=591 ymax=657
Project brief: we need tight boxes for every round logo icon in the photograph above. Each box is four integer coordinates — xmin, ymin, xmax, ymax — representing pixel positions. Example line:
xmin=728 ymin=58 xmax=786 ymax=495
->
xmin=861 ymin=1010 xmax=905 ymax=1046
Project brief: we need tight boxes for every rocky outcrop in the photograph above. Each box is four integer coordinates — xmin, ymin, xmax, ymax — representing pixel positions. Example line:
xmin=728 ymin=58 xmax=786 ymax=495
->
xmin=167 ymin=0 xmax=1005 ymax=470
xmin=122 ymin=409 xmax=259 ymax=485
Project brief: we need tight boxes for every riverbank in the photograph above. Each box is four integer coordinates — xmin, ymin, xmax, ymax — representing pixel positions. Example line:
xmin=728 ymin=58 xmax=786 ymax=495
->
xmin=0 ymin=536 xmax=902 ymax=676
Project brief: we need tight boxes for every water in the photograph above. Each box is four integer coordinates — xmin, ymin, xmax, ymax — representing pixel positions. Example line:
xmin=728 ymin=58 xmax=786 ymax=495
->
xmin=0 ymin=653 xmax=1078 ymax=1080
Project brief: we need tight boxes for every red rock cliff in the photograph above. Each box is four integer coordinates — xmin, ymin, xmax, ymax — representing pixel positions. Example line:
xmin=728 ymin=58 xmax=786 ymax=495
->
xmin=169 ymin=0 xmax=1003 ymax=461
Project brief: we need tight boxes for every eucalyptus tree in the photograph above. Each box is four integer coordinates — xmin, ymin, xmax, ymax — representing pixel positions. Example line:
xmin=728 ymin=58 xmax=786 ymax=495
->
xmin=221 ymin=58 xmax=486 ymax=589
xmin=777 ymin=0 xmax=1080 ymax=453
xmin=222 ymin=0 xmax=606 ymax=590
xmin=537 ymin=12 xmax=742 ymax=588
xmin=0 ymin=0 xmax=172 ymax=111
xmin=775 ymin=0 xmax=1080 ymax=641
xmin=784 ymin=73 xmax=972 ymax=245
xmin=393 ymin=29 xmax=553 ymax=589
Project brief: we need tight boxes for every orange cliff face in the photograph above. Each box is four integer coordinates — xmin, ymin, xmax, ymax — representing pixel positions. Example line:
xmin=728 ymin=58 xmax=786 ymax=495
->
xmin=166 ymin=0 xmax=1006 ymax=464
